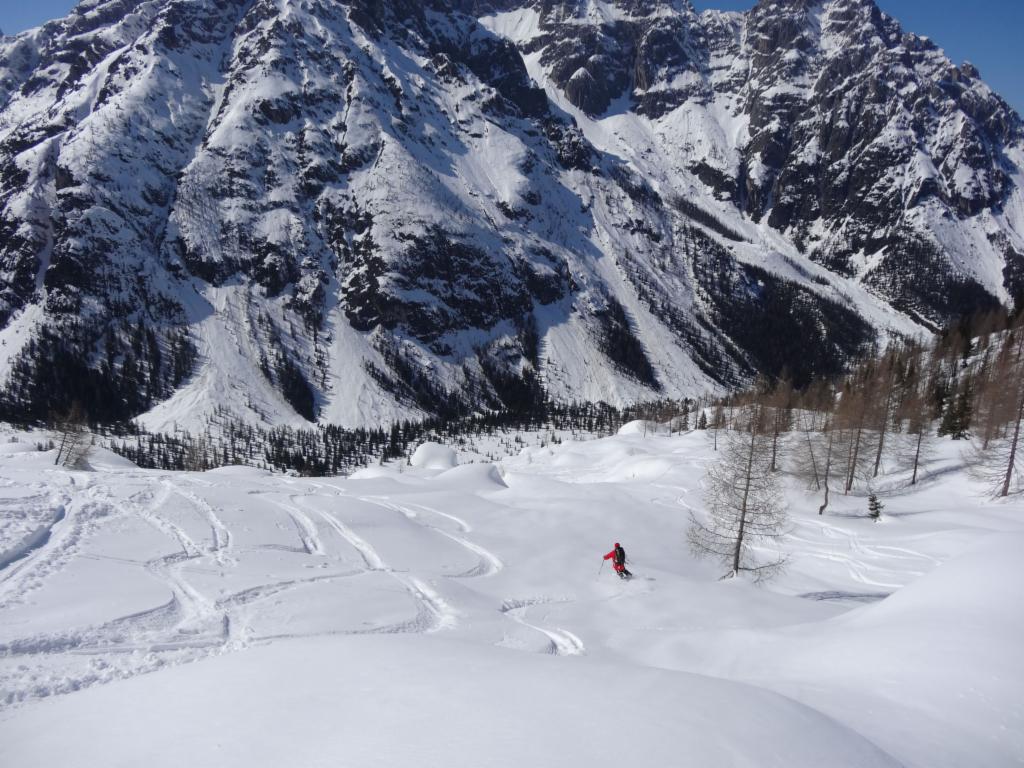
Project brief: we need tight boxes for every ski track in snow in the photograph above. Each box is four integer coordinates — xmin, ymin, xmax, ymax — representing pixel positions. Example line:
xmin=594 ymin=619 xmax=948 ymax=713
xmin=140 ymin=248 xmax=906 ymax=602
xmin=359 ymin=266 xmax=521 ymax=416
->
xmin=255 ymin=493 xmax=326 ymax=556
xmin=312 ymin=506 xmax=387 ymax=571
xmin=392 ymin=500 xmax=472 ymax=533
xmin=368 ymin=498 xmax=504 ymax=578
xmin=0 ymin=470 xmax=914 ymax=691
xmin=0 ymin=503 xmax=67 ymax=573
xmin=308 ymin=501 xmax=460 ymax=634
xmin=0 ymin=481 xmax=234 ymax=705
xmin=0 ymin=477 xmax=110 ymax=609
xmin=500 ymin=598 xmax=585 ymax=657
xmin=175 ymin=485 xmax=235 ymax=567
xmin=0 ymin=476 xmax=486 ymax=704
xmin=789 ymin=518 xmax=942 ymax=591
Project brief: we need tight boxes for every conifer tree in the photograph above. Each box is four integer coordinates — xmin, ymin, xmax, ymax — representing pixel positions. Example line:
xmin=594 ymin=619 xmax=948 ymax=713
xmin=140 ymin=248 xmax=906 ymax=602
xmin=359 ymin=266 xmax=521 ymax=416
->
xmin=939 ymin=382 xmax=973 ymax=440
xmin=868 ymin=493 xmax=884 ymax=522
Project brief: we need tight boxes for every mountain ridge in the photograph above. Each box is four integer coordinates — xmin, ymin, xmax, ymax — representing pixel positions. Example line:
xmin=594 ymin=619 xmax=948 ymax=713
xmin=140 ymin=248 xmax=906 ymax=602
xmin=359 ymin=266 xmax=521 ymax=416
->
xmin=0 ymin=0 xmax=1021 ymax=429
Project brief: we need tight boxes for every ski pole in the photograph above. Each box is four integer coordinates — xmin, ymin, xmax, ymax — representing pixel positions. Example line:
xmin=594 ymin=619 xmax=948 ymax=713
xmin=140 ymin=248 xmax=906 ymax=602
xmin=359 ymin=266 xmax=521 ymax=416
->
xmin=598 ymin=559 xmax=605 ymax=577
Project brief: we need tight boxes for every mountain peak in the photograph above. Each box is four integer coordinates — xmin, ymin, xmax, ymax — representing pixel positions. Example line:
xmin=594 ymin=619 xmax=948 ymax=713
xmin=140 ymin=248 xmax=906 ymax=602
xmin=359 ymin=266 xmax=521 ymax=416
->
xmin=0 ymin=0 xmax=1021 ymax=428
xmin=751 ymin=0 xmax=877 ymax=11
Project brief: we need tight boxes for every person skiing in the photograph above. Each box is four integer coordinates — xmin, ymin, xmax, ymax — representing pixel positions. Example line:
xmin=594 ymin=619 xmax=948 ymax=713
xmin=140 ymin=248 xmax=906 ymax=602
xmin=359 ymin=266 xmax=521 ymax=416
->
xmin=603 ymin=542 xmax=632 ymax=579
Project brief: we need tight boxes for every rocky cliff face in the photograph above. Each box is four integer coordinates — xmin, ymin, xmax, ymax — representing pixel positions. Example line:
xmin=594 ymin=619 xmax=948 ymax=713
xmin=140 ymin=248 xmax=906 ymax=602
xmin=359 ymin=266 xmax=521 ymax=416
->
xmin=0 ymin=0 xmax=1021 ymax=428
xmin=483 ymin=0 xmax=1024 ymax=314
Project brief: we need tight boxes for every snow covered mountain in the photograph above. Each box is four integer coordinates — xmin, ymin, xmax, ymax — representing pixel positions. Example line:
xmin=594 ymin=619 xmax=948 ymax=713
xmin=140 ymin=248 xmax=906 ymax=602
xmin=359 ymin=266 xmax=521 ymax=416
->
xmin=0 ymin=0 xmax=1022 ymax=429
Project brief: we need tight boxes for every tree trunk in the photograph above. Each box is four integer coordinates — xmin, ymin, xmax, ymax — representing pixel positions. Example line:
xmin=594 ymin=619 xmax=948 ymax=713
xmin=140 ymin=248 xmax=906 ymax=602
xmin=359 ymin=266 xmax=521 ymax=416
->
xmin=873 ymin=373 xmax=896 ymax=478
xmin=55 ymin=432 xmax=69 ymax=466
xmin=1001 ymin=392 xmax=1024 ymax=497
xmin=911 ymin=428 xmax=924 ymax=486
xmin=819 ymin=426 xmax=835 ymax=515
xmin=771 ymin=420 xmax=779 ymax=473
xmin=732 ymin=427 xmax=757 ymax=574
xmin=802 ymin=414 xmax=821 ymax=491
xmin=845 ymin=419 xmax=864 ymax=494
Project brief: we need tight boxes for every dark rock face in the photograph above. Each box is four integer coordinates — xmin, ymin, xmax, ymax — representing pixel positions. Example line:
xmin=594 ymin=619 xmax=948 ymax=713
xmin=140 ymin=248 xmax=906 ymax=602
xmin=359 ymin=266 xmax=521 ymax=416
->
xmin=500 ymin=0 xmax=704 ymax=117
xmin=345 ymin=225 xmax=533 ymax=347
xmin=742 ymin=0 xmax=1016 ymax=237
xmin=0 ymin=0 xmax=1020 ymax=426
xmin=497 ymin=0 xmax=1022 ymax=318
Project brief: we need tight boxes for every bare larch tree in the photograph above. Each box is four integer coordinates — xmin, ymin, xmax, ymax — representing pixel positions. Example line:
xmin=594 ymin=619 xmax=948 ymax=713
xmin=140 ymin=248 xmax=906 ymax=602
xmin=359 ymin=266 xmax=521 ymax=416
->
xmin=688 ymin=405 xmax=788 ymax=580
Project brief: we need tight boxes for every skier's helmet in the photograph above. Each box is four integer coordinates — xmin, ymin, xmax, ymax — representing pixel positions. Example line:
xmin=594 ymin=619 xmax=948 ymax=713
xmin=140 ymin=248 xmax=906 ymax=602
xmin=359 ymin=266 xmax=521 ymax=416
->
xmin=614 ymin=543 xmax=620 ymax=547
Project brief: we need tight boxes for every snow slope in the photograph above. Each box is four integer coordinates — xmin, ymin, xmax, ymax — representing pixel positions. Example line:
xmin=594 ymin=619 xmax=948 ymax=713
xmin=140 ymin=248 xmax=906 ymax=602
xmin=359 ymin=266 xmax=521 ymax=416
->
xmin=0 ymin=429 xmax=1021 ymax=767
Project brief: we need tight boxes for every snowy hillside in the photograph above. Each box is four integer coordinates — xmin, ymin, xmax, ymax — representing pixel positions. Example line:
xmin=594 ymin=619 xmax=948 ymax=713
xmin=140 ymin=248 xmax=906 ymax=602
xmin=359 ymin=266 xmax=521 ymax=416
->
xmin=0 ymin=0 xmax=1021 ymax=429
xmin=1 ymin=428 xmax=1021 ymax=767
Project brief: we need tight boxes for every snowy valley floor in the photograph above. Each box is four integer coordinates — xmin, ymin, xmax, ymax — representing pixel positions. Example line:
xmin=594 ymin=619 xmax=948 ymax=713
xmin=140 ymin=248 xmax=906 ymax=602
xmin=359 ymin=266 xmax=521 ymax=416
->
xmin=0 ymin=427 xmax=1021 ymax=767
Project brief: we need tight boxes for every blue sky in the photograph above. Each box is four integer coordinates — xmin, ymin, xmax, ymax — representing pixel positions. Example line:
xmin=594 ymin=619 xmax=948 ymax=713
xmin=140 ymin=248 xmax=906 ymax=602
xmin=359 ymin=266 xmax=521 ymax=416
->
xmin=2 ymin=0 xmax=1022 ymax=113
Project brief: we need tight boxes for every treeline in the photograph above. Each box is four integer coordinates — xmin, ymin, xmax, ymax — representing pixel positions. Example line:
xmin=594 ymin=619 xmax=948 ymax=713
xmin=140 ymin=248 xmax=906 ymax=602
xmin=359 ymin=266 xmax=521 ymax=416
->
xmin=687 ymin=309 xmax=1024 ymax=581
xmin=702 ymin=308 xmax=1024 ymax=506
xmin=25 ymin=307 xmax=1024 ymax=496
xmin=106 ymin=399 xmax=699 ymax=475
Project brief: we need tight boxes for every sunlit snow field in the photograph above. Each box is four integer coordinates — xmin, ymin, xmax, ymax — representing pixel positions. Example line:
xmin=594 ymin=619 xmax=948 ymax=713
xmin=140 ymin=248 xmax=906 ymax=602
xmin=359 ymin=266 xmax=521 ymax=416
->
xmin=0 ymin=425 xmax=1021 ymax=767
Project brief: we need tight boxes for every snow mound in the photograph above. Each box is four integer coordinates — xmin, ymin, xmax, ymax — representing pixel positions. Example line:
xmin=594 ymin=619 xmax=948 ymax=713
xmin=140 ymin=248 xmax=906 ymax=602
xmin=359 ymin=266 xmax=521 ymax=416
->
xmin=617 ymin=420 xmax=663 ymax=436
xmin=348 ymin=465 xmax=397 ymax=480
xmin=550 ymin=449 xmax=593 ymax=468
xmin=410 ymin=443 xmax=458 ymax=470
xmin=204 ymin=465 xmax=273 ymax=479
xmin=1 ymin=425 xmax=1020 ymax=767
xmin=705 ymin=533 xmax=1024 ymax=767
xmin=84 ymin=447 xmax=139 ymax=470
xmin=850 ymin=531 xmax=1024 ymax=627
xmin=433 ymin=462 xmax=508 ymax=490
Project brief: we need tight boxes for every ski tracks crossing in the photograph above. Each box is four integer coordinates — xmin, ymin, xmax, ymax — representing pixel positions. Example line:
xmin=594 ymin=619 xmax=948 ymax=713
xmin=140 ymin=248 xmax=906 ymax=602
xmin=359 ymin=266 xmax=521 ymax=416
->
xmin=0 ymin=474 xmax=117 ymax=609
xmin=0 ymin=471 xmax=589 ymax=709
xmin=307 ymin=498 xmax=460 ymax=634
xmin=790 ymin=518 xmax=942 ymax=592
xmin=360 ymin=497 xmax=587 ymax=655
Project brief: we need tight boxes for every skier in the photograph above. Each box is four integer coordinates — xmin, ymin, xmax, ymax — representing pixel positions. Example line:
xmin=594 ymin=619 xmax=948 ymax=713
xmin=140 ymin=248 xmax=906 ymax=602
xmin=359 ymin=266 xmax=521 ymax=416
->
xmin=603 ymin=542 xmax=632 ymax=579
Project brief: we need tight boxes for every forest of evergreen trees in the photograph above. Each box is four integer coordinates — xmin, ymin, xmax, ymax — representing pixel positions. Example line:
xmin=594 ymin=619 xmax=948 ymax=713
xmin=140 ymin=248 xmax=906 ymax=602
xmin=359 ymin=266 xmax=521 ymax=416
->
xmin=0 ymin=320 xmax=195 ymax=425
xmin=104 ymin=400 xmax=697 ymax=476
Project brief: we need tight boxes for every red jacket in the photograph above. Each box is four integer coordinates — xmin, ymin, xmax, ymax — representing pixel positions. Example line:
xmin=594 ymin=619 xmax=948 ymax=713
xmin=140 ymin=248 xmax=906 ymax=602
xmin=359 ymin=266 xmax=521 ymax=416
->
xmin=604 ymin=547 xmax=625 ymax=569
